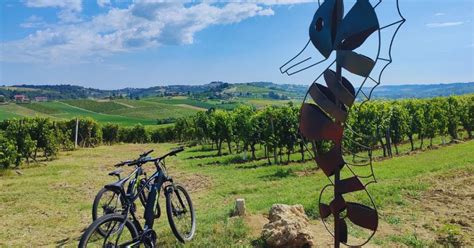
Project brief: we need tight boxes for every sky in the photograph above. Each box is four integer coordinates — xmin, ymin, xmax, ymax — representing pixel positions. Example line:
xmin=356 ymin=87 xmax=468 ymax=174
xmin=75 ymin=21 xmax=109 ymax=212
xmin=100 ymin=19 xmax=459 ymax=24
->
xmin=0 ymin=0 xmax=473 ymax=89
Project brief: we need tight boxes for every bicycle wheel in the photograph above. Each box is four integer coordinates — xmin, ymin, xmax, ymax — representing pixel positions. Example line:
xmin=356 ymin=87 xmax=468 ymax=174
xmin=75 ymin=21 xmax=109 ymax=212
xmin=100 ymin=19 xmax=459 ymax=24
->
xmin=92 ymin=188 xmax=124 ymax=236
xmin=166 ymin=184 xmax=196 ymax=243
xmin=79 ymin=213 xmax=139 ymax=248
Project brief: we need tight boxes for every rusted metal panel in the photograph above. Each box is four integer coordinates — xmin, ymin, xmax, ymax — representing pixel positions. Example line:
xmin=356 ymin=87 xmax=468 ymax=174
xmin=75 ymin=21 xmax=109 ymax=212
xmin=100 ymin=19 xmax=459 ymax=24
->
xmin=315 ymin=145 xmax=345 ymax=177
xmin=299 ymin=103 xmax=343 ymax=143
xmin=309 ymin=0 xmax=343 ymax=58
xmin=308 ymin=83 xmax=348 ymax=122
xmin=335 ymin=0 xmax=379 ymax=50
xmin=324 ymin=69 xmax=355 ymax=107
xmin=347 ymin=202 xmax=378 ymax=231
xmin=337 ymin=176 xmax=365 ymax=194
xmin=337 ymin=50 xmax=375 ymax=77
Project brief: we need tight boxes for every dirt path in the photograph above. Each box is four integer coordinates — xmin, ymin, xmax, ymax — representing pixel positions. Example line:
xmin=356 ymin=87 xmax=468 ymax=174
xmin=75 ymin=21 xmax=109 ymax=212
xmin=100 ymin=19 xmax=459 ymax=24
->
xmin=175 ymin=104 xmax=207 ymax=111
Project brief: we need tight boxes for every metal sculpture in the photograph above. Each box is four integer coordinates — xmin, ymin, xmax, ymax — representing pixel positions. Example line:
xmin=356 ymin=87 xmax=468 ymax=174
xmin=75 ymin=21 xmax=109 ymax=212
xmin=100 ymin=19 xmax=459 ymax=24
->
xmin=280 ymin=0 xmax=405 ymax=247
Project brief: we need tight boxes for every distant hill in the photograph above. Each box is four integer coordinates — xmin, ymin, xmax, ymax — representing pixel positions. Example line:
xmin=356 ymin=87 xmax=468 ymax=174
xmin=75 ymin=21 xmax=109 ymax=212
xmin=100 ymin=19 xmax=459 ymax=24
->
xmin=367 ymin=82 xmax=474 ymax=99
xmin=1 ymin=81 xmax=472 ymax=101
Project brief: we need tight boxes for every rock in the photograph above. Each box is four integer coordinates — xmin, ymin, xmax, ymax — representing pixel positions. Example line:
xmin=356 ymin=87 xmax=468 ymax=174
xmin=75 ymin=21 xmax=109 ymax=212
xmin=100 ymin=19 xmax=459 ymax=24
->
xmin=262 ymin=204 xmax=314 ymax=248
xmin=232 ymin=198 xmax=246 ymax=217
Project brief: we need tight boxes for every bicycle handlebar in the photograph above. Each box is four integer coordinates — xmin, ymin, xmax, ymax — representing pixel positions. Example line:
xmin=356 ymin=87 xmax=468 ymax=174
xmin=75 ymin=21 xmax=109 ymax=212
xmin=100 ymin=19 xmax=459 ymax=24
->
xmin=139 ymin=149 xmax=154 ymax=158
xmin=160 ymin=146 xmax=184 ymax=159
xmin=113 ymin=147 xmax=183 ymax=167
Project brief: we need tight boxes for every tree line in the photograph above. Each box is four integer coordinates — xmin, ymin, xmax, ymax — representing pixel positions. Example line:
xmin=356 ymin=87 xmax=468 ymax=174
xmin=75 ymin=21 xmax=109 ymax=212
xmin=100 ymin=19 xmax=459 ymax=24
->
xmin=0 ymin=95 xmax=472 ymax=169
xmin=172 ymin=95 xmax=473 ymax=164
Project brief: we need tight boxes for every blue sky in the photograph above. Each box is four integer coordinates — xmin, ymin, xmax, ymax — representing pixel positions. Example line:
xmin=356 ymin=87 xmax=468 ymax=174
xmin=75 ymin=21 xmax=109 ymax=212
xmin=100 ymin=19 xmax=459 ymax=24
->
xmin=0 ymin=0 xmax=473 ymax=89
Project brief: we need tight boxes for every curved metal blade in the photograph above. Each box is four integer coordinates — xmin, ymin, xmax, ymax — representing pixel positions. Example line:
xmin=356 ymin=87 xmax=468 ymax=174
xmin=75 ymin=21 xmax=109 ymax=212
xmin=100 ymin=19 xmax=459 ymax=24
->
xmin=335 ymin=0 xmax=379 ymax=50
xmin=315 ymin=144 xmax=345 ymax=177
xmin=339 ymin=218 xmax=348 ymax=243
xmin=323 ymin=69 xmax=355 ymax=107
xmin=337 ymin=176 xmax=365 ymax=194
xmin=319 ymin=203 xmax=331 ymax=218
xmin=299 ymin=103 xmax=343 ymax=143
xmin=308 ymin=83 xmax=348 ymax=122
xmin=309 ymin=0 xmax=343 ymax=58
xmin=347 ymin=202 xmax=378 ymax=231
xmin=329 ymin=195 xmax=346 ymax=215
xmin=337 ymin=50 xmax=375 ymax=77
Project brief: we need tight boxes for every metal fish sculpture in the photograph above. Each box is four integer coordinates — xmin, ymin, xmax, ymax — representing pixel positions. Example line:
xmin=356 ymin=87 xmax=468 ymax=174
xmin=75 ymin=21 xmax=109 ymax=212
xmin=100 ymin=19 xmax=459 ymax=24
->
xmin=280 ymin=0 xmax=405 ymax=246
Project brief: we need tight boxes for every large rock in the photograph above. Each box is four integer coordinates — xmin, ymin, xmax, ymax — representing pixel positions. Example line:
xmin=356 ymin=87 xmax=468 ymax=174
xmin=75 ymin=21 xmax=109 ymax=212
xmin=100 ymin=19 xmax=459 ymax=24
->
xmin=262 ymin=204 xmax=315 ymax=248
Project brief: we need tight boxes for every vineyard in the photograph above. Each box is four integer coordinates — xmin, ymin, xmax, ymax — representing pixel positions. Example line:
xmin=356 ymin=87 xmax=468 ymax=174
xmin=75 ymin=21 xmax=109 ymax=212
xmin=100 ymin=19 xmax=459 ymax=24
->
xmin=0 ymin=139 xmax=472 ymax=247
xmin=0 ymin=95 xmax=472 ymax=170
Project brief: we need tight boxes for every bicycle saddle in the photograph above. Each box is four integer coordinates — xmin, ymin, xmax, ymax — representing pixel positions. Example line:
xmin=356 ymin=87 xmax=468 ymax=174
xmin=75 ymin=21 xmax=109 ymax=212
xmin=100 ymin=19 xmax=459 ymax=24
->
xmin=108 ymin=169 xmax=123 ymax=177
xmin=104 ymin=177 xmax=128 ymax=193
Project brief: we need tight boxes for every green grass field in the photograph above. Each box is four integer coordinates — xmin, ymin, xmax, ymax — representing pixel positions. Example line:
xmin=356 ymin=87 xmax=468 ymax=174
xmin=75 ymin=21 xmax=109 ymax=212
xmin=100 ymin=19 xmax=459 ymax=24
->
xmin=62 ymin=99 xmax=127 ymax=113
xmin=0 ymin=140 xmax=472 ymax=247
xmin=0 ymin=96 xmax=297 ymax=126
xmin=0 ymin=99 xmax=205 ymax=126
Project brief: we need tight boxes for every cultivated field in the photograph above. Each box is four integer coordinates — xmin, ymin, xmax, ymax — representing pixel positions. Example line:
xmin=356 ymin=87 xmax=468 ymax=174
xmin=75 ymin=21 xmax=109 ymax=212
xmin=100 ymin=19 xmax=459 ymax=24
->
xmin=0 ymin=97 xmax=288 ymax=127
xmin=0 ymin=141 xmax=472 ymax=247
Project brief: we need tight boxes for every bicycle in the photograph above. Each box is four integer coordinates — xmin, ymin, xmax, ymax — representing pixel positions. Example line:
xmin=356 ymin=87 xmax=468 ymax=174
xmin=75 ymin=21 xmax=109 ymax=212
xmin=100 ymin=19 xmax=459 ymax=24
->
xmin=91 ymin=150 xmax=154 ymax=236
xmin=79 ymin=147 xmax=196 ymax=247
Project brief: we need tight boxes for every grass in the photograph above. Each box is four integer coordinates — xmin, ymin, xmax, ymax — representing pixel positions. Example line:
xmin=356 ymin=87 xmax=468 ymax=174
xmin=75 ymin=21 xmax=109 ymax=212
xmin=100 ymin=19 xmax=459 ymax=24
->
xmin=0 ymin=139 xmax=472 ymax=247
xmin=0 ymin=103 xmax=54 ymax=120
xmin=1 ymin=102 xmax=156 ymax=126
xmin=149 ymin=97 xmax=217 ymax=109
xmin=1 ymin=98 xmax=206 ymax=126
xmin=62 ymin=99 xmax=128 ymax=113
xmin=0 ymin=96 xmax=301 ymax=125
xmin=108 ymin=100 xmax=199 ymax=120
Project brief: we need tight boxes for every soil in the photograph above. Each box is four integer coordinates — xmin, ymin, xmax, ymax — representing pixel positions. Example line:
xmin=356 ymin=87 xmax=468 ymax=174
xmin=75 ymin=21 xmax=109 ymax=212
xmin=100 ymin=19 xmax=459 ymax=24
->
xmin=169 ymin=171 xmax=213 ymax=193
xmin=245 ymin=168 xmax=474 ymax=247
xmin=401 ymin=169 xmax=474 ymax=246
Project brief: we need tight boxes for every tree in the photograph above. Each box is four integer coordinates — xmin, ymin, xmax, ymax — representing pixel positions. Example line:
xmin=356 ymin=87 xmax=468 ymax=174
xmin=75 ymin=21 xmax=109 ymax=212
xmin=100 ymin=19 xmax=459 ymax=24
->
xmin=388 ymin=102 xmax=409 ymax=155
xmin=102 ymin=123 xmax=120 ymax=145
xmin=231 ymin=105 xmax=255 ymax=154
xmin=433 ymin=98 xmax=449 ymax=145
xmin=423 ymin=99 xmax=439 ymax=148
xmin=5 ymin=119 xmax=36 ymax=166
xmin=211 ymin=110 xmax=233 ymax=155
xmin=0 ymin=131 xmax=18 ymax=168
xmin=404 ymin=100 xmax=425 ymax=151
xmin=29 ymin=117 xmax=59 ymax=159
xmin=66 ymin=118 xmax=102 ymax=147
xmin=445 ymin=96 xmax=461 ymax=140
xmin=458 ymin=95 xmax=473 ymax=138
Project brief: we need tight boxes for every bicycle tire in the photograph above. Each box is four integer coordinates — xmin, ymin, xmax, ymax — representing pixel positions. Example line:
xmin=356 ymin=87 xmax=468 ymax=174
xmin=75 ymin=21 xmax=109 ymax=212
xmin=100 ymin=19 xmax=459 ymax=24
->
xmin=79 ymin=213 xmax=139 ymax=248
xmin=165 ymin=184 xmax=196 ymax=243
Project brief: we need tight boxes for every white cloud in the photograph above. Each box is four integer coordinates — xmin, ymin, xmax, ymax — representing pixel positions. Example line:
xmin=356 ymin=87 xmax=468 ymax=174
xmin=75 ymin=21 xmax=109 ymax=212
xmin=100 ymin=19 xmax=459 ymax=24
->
xmin=254 ymin=0 xmax=314 ymax=4
xmin=1 ymin=2 xmax=274 ymax=63
xmin=97 ymin=0 xmax=111 ymax=8
xmin=434 ymin=12 xmax=445 ymax=16
xmin=426 ymin=21 xmax=463 ymax=28
xmin=25 ymin=0 xmax=82 ymax=12
xmin=20 ymin=15 xmax=47 ymax=29
xmin=25 ymin=0 xmax=83 ymax=23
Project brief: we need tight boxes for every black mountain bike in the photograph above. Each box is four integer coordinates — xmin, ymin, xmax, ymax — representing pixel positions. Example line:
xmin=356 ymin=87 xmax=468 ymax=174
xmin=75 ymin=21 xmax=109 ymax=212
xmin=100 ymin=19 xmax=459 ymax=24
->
xmin=91 ymin=150 xmax=154 ymax=236
xmin=79 ymin=147 xmax=195 ymax=247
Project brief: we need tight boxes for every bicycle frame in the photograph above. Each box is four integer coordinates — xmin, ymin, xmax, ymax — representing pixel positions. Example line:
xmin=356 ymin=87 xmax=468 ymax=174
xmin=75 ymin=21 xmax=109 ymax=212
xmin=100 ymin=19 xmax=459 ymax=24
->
xmin=108 ymin=159 xmax=174 ymax=246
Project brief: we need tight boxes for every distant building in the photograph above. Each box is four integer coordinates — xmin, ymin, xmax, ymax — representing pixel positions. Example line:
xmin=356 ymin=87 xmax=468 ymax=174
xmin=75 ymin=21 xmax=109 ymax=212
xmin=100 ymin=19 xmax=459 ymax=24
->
xmin=14 ymin=94 xmax=28 ymax=102
xmin=35 ymin=96 xmax=48 ymax=102
xmin=0 ymin=95 xmax=5 ymax=103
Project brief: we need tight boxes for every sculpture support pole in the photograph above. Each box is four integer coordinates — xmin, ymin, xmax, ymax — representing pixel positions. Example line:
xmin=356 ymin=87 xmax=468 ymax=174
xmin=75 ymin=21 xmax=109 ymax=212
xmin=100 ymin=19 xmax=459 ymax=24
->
xmin=334 ymin=61 xmax=342 ymax=248
xmin=334 ymin=2 xmax=343 ymax=244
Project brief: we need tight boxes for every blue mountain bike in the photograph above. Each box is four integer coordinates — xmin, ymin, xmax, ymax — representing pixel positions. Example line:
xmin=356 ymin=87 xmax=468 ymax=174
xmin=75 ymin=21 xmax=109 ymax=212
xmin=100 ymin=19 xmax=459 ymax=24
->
xmin=79 ymin=147 xmax=195 ymax=247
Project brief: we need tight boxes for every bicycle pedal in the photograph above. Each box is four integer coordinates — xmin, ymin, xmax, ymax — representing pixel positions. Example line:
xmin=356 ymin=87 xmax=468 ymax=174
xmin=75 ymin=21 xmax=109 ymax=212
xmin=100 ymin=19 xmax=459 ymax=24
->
xmin=141 ymin=229 xmax=157 ymax=247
